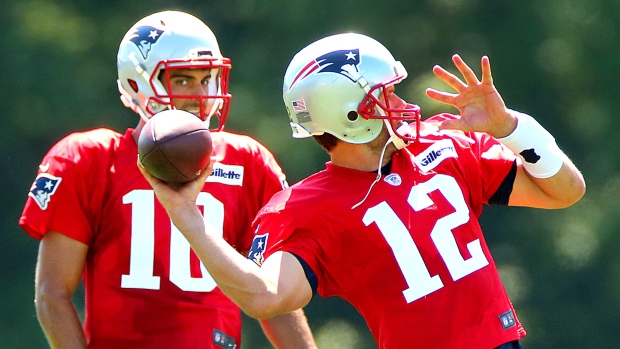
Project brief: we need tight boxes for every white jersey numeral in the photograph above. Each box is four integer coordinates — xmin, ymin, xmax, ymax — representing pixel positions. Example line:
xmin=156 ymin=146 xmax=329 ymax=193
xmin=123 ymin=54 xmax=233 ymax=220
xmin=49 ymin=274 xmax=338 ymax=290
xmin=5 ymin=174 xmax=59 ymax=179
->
xmin=363 ymin=174 xmax=489 ymax=303
xmin=121 ymin=190 xmax=222 ymax=292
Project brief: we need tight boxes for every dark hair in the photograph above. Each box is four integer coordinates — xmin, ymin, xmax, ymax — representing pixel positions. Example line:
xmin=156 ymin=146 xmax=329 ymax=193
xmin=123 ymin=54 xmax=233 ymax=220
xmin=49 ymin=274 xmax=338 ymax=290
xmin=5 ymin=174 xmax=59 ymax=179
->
xmin=313 ymin=133 xmax=340 ymax=152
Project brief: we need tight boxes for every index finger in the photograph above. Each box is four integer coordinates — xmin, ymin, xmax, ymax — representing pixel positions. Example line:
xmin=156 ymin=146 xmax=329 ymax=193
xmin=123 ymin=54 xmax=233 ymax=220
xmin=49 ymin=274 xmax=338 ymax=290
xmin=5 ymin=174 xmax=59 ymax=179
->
xmin=452 ymin=54 xmax=481 ymax=86
xmin=432 ymin=64 xmax=467 ymax=92
xmin=137 ymin=156 xmax=160 ymax=185
xmin=195 ymin=156 xmax=215 ymax=183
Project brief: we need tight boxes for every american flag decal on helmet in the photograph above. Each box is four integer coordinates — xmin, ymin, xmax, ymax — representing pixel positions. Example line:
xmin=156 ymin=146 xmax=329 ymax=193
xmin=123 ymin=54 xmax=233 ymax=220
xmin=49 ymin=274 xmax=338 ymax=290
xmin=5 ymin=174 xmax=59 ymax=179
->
xmin=292 ymin=99 xmax=307 ymax=112
xmin=288 ymin=49 xmax=361 ymax=91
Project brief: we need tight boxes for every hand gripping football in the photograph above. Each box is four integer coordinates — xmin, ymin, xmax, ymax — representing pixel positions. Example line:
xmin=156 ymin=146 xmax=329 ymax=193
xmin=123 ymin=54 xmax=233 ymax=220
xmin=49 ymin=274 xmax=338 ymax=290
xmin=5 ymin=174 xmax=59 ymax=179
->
xmin=138 ymin=110 xmax=213 ymax=183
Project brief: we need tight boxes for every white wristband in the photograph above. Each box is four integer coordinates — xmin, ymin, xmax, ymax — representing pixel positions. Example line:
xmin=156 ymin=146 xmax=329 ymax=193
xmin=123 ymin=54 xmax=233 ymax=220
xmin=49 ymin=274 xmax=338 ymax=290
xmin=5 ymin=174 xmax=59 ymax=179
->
xmin=496 ymin=110 xmax=563 ymax=178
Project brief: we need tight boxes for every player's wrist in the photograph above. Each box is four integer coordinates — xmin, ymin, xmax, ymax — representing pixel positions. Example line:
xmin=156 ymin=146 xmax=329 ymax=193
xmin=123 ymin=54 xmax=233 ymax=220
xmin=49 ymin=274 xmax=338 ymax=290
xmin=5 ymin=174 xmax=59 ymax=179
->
xmin=167 ymin=202 xmax=204 ymax=233
xmin=491 ymin=110 xmax=519 ymax=139
xmin=496 ymin=110 xmax=563 ymax=178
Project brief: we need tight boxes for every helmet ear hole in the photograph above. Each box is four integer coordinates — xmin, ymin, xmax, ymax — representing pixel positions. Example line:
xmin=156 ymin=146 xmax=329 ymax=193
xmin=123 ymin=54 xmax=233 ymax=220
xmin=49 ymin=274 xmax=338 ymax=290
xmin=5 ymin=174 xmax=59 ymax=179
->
xmin=128 ymin=79 xmax=139 ymax=93
xmin=347 ymin=111 xmax=359 ymax=121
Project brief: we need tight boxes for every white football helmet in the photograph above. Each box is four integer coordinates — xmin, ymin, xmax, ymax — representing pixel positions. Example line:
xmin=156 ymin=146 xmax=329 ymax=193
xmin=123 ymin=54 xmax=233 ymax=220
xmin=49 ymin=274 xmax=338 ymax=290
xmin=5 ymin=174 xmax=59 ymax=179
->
xmin=283 ymin=33 xmax=420 ymax=144
xmin=117 ymin=11 xmax=231 ymax=130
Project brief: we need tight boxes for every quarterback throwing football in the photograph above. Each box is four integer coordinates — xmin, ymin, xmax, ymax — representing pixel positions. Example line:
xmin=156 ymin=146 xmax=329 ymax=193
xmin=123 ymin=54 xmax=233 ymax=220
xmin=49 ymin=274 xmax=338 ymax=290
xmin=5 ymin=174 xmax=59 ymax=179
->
xmin=143 ymin=33 xmax=585 ymax=349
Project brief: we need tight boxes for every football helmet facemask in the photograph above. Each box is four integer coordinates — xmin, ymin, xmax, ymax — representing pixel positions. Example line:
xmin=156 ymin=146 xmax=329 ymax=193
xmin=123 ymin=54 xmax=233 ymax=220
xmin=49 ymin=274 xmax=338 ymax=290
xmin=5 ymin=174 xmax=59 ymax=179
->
xmin=283 ymin=33 xmax=420 ymax=144
xmin=117 ymin=10 xmax=231 ymax=130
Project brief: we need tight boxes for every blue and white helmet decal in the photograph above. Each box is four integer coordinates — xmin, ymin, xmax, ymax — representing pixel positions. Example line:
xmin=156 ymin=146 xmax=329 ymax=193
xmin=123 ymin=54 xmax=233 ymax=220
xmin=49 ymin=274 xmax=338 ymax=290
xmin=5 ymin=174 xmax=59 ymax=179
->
xmin=29 ymin=173 xmax=62 ymax=210
xmin=128 ymin=26 xmax=165 ymax=59
xmin=288 ymin=49 xmax=361 ymax=91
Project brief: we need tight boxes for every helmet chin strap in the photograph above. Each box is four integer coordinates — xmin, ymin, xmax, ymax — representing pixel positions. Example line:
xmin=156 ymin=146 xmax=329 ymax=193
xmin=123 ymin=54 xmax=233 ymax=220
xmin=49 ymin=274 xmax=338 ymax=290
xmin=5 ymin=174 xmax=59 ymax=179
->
xmin=386 ymin=119 xmax=412 ymax=150
xmin=350 ymin=92 xmax=415 ymax=209
xmin=378 ymin=101 xmax=412 ymax=150
xmin=351 ymin=120 xmax=405 ymax=210
xmin=351 ymin=135 xmax=391 ymax=210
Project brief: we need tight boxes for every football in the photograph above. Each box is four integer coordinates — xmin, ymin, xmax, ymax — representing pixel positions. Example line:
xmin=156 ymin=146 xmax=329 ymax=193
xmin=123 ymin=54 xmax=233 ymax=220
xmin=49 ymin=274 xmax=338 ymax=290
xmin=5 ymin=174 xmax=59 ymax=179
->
xmin=138 ymin=110 xmax=213 ymax=183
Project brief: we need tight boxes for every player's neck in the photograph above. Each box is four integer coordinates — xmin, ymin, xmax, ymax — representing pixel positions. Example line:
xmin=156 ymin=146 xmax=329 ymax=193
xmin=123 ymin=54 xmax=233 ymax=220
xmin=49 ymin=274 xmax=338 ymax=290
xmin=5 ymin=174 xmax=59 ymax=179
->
xmin=132 ymin=121 xmax=146 ymax=144
xmin=330 ymin=142 xmax=394 ymax=172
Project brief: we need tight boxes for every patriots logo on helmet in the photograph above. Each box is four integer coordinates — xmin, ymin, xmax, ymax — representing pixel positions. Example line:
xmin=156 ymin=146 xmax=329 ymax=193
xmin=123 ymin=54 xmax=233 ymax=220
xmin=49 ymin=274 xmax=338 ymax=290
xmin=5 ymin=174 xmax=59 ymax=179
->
xmin=29 ymin=173 xmax=62 ymax=210
xmin=288 ymin=49 xmax=361 ymax=91
xmin=128 ymin=26 xmax=164 ymax=59
xmin=248 ymin=233 xmax=269 ymax=267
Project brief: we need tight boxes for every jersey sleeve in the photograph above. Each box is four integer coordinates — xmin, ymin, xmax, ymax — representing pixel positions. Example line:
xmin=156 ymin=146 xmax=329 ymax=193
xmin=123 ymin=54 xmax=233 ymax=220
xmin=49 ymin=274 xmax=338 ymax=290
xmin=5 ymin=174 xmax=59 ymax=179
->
xmin=19 ymin=129 xmax=119 ymax=244
xmin=470 ymin=130 xmax=518 ymax=203
xmin=428 ymin=113 xmax=518 ymax=205
xmin=251 ymin=187 xmax=338 ymax=296
xmin=252 ymin=209 xmax=328 ymax=290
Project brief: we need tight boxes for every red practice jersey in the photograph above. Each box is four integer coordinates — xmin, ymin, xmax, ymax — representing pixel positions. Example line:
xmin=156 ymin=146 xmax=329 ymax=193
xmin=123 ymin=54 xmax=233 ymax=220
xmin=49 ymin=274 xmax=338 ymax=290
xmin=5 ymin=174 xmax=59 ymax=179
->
xmin=252 ymin=115 xmax=526 ymax=349
xmin=20 ymin=127 xmax=287 ymax=349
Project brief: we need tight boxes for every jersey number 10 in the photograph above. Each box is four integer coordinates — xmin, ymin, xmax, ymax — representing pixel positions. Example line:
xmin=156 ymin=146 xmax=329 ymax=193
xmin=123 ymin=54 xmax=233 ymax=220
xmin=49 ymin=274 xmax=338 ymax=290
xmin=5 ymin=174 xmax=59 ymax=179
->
xmin=120 ymin=190 xmax=220 ymax=292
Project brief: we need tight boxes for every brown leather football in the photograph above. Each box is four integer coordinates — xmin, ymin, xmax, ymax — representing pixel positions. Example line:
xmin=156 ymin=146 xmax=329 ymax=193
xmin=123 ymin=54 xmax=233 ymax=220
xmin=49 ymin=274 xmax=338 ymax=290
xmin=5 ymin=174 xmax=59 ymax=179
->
xmin=138 ymin=110 xmax=212 ymax=183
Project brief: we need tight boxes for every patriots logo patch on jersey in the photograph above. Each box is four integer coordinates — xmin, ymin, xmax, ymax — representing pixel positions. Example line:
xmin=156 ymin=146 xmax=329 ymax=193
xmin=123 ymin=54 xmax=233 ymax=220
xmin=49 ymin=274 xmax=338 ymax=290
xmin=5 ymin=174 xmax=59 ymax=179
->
xmin=288 ymin=49 xmax=361 ymax=91
xmin=248 ymin=233 xmax=269 ymax=267
xmin=128 ymin=25 xmax=164 ymax=59
xmin=29 ymin=173 xmax=62 ymax=210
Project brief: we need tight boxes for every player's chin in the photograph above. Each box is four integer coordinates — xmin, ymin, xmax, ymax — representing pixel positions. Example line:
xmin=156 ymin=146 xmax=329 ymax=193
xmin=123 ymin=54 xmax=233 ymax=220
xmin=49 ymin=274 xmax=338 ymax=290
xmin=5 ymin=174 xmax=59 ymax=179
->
xmin=183 ymin=109 xmax=201 ymax=119
xmin=174 ymin=105 xmax=201 ymax=118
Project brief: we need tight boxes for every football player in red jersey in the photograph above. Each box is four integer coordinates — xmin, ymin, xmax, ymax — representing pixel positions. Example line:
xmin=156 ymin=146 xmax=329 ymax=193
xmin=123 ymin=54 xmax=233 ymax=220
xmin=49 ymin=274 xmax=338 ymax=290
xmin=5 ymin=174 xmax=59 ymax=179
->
xmin=19 ymin=10 xmax=316 ymax=349
xmin=141 ymin=33 xmax=586 ymax=348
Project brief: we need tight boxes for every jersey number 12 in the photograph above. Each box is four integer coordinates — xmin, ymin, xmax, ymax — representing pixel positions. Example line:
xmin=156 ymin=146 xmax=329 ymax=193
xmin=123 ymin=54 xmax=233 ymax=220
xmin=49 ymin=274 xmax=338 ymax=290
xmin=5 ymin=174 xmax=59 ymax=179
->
xmin=363 ymin=174 xmax=489 ymax=303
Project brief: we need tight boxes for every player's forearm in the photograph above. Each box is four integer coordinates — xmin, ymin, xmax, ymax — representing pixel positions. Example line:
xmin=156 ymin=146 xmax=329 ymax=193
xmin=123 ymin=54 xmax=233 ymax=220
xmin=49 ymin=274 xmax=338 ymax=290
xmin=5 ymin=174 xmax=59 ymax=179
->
xmin=521 ymin=159 xmax=585 ymax=208
xmin=498 ymin=110 xmax=586 ymax=208
xmin=170 ymin=205 xmax=287 ymax=318
xmin=259 ymin=310 xmax=317 ymax=349
xmin=35 ymin=294 xmax=87 ymax=349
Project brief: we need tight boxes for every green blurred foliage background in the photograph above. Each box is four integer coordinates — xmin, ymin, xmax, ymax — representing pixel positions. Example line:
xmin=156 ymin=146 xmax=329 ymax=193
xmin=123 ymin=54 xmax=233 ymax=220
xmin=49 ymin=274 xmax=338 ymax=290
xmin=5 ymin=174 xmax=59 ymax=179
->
xmin=1 ymin=0 xmax=618 ymax=348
